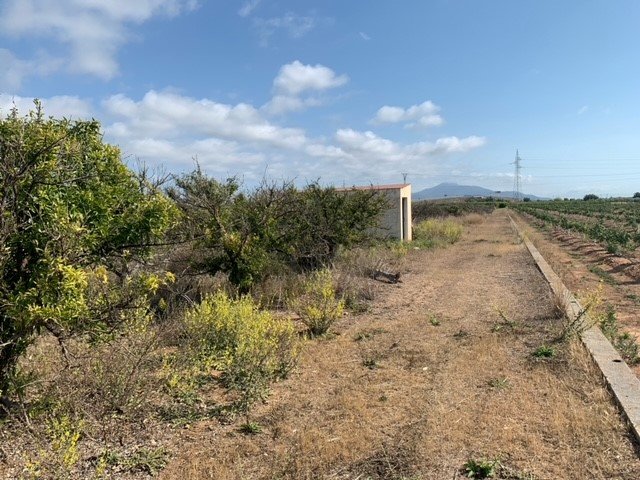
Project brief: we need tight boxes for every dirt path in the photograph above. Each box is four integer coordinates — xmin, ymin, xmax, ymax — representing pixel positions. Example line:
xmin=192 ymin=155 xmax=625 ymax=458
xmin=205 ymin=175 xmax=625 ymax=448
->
xmin=161 ymin=210 xmax=640 ymax=480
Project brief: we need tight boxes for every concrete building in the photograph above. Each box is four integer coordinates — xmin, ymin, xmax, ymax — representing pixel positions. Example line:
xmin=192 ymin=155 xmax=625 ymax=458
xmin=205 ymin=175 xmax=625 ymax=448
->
xmin=338 ymin=184 xmax=412 ymax=241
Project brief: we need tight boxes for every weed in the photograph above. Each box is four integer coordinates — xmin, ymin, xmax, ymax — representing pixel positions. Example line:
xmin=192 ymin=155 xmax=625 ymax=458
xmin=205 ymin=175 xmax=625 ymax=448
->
xmin=428 ymin=315 xmax=441 ymax=326
xmin=489 ymin=323 xmax=503 ymax=333
xmin=606 ymin=242 xmax=621 ymax=255
xmin=354 ymin=328 xmax=386 ymax=341
xmin=559 ymin=286 xmax=603 ymax=341
xmin=362 ymin=357 xmax=379 ymax=369
xmin=491 ymin=321 xmax=518 ymax=333
xmin=487 ymin=377 xmax=510 ymax=389
xmin=491 ymin=307 xmax=517 ymax=332
xmin=533 ymin=345 xmax=555 ymax=359
xmin=453 ymin=329 xmax=469 ymax=339
xmin=599 ymin=306 xmax=640 ymax=365
xmin=183 ymin=292 xmax=301 ymax=413
xmin=20 ymin=410 xmax=85 ymax=479
xmin=413 ymin=218 xmax=463 ymax=248
xmin=495 ymin=307 xmax=511 ymax=323
xmin=615 ymin=333 xmax=640 ymax=365
xmin=625 ymin=293 xmax=640 ymax=305
xmin=239 ymin=421 xmax=263 ymax=435
xmin=464 ymin=458 xmax=500 ymax=478
xmin=345 ymin=298 xmax=370 ymax=314
xmin=124 ymin=447 xmax=169 ymax=476
xmin=291 ymin=268 xmax=345 ymax=337
xmin=588 ymin=265 xmax=616 ymax=285
xmin=95 ymin=448 xmax=121 ymax=475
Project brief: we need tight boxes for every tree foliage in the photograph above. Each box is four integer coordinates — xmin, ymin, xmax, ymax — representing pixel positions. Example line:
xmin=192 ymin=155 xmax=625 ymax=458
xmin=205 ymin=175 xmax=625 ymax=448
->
xmin=169 ymin=169 xmax=387 ymax=292
xmin=583 ymin=193 xmax=599 ymax=201
xmin=0 ymin=103 xmax=177 ymax=399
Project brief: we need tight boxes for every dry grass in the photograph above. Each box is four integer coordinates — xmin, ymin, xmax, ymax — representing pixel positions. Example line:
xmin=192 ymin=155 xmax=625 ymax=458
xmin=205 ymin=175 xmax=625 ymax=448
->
xmin=461 ymin=212 xmax=486 ymax=225
xmin=159 ymin=212 xmax=640 ymax=480
xmin=2 ymin=211 xmax=638 ymax=479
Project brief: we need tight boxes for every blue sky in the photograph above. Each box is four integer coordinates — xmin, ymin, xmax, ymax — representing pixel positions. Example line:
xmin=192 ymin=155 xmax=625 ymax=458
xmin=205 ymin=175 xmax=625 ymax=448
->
xmin=1 ymin=0 xmax=640 ymax=198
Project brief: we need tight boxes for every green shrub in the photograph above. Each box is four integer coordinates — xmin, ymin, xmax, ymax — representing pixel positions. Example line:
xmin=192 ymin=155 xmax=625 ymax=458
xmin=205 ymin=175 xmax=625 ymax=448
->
xmin=169 ymin=172 xmax=387 ymax=292
xmin=413 ymin=219 xmax=463 ymax=247
xmin=183 ymin=292 xmax=301 ymax=411
xmin=291 ymin=269 xmax=345 ymax=336
xmin=464 ymin=458 xmax=500 ymax=478
xmin=533 ymin=345 xmax=555 ymax=358
xmin=0 ymin=104 xmax=177 ymax=403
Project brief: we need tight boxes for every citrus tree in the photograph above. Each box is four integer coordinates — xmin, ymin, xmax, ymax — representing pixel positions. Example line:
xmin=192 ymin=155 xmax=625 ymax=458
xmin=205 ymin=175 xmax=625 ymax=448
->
xmin=0 ymin=103 xmax=177 ymax=403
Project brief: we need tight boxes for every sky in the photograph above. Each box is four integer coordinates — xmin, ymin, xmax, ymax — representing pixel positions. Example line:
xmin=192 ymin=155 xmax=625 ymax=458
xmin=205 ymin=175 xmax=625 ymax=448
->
xmin=1 ymin=0 xmax=640 ymax=198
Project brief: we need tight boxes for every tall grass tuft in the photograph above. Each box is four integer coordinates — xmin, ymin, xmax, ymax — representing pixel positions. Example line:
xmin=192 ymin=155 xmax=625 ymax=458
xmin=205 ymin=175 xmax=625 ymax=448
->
xmin=290 ymin=268 xmax=345 ymax=337
xmin=413 ymin=218 xmax=463 ymax=248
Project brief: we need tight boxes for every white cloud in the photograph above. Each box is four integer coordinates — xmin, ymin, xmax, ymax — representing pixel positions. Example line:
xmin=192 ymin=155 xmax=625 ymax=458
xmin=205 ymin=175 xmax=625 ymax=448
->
xmin=0 ymin=94 xmax=93 ymax=118
xmin=263 ymin=61 xmax=348 ymax=115
xmin=98 ymin=88 xmax=486 ymax=185
xmin=127 ymin=137 xmax=266 ymax=175
xmin=578 ymin=105 xmax=589 ymax=115
xmin=103 ymin=90 xmax=310 ymax=150
xmin=98 ymin=86 xmax=486 ymax=183
xmin=373 ymin=100 xmax=444 ymax=128
xmin=0 ymin=49 xmax=30 ymax=92
xmin=238 ymin=0 xmax=261 ymax=17
xmin=359 ymin=32 xmax=371 ymax=41
xmin=273 ymin=61 xmax=348 ymax=96
xmin=374 ymin=106 xmax=405 ymax=124
xmin=0 ymin=0 xmax=198 ymax=81
xmin=262 ymin=95 xmax=323 ymax=115
xmin=336 ymin=129 xmax=399 ymax=159
xmin=101 ymin=89 xmax=354 ymax=180
xmin=335 ymin=129 xmax=485 ymax=162
xmin=253 ymin=12 xmax=316 ymax=46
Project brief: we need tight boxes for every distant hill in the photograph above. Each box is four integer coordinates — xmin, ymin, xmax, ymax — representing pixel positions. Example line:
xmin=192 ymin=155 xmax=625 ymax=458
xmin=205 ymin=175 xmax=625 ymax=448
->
xmin=413 ymin=182 xmax=546 ymax=201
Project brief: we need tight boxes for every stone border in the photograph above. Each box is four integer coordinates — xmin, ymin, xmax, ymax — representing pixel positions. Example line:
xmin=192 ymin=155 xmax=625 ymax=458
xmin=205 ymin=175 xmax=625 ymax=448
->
xmin=508 ymin=214 xmax=640 ymax=445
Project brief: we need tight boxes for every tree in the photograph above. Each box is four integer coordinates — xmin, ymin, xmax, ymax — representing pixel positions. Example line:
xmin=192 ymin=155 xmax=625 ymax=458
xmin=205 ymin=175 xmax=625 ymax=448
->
xmin=633 ymin=192 xmax=640 ymax=199
xmin=583 ymin=194 xmax=599 ymax=201
xmin=169 ymin=170 xmax=299 ymax=293
xmin=169 ymin=171 xmax=387 ymax=292
xmin=287 ymin=183 xmax=387 ymax=268
xmin=0 ymin=104 xmax=176 ymax=403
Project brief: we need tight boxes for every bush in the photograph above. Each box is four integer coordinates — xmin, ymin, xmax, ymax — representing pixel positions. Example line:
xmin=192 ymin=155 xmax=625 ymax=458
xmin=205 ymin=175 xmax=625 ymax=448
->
xmin=413 ymin=219 xmax=463 ymax=247
xmin=0 ymin=103 xmax=176 ymax=404
xmin=583 ymin=194 xmax=599 ymax=201
xmin=169 ymin=172 xmax=387 ymax=292
xmin=183 ymin=292 xmax=301 ymax=411
xmin=291 ymin=269 xmax=345 ymax=337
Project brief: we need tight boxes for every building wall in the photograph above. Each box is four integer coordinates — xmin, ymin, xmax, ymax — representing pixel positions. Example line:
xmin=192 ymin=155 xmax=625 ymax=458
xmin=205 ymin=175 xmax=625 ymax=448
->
xmin=369 ymin=185 xmax=412 ymax=241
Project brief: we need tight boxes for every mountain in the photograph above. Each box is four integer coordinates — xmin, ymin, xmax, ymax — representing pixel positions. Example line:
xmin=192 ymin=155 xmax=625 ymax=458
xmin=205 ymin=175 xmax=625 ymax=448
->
xmin=413 ymin=182 xmax=546 ymax=201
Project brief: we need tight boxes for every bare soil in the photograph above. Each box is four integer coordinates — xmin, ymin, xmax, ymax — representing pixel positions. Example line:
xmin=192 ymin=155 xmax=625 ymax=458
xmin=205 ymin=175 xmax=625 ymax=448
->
xmin=160 ymin=210 xmax=640 ymax=479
